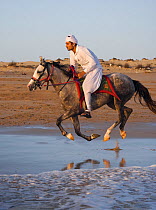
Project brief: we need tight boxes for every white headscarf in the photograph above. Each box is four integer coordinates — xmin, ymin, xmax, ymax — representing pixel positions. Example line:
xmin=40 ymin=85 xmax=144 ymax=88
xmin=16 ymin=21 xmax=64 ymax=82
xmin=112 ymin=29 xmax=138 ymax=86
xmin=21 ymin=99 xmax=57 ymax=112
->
xmin=65 ymin=35 xmax=78 ymax=44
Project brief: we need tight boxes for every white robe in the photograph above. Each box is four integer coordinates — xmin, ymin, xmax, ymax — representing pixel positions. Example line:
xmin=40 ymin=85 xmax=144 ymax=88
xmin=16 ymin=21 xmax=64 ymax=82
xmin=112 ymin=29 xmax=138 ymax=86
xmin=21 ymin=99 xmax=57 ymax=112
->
xmin=70 ymin=45 xmax=103 ymax=93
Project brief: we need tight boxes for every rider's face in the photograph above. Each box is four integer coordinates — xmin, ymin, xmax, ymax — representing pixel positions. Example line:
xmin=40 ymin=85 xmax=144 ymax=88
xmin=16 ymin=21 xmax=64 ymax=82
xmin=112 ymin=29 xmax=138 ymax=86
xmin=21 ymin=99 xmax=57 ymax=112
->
xmin=66 ymin=41 xmax=75 ymax=51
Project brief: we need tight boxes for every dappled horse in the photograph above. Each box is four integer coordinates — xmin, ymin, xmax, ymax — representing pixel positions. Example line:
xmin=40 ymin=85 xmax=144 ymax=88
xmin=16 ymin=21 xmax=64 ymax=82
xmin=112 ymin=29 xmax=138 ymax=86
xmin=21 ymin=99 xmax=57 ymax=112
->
xmin=27 ymin=58 xmax=156 ymax=141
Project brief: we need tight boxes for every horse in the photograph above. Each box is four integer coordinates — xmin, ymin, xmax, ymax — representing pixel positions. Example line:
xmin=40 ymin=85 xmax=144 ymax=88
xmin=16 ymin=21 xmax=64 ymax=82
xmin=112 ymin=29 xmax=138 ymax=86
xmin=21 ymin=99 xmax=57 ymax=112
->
xmin=27 ymin=57 xmax=156 ymax=141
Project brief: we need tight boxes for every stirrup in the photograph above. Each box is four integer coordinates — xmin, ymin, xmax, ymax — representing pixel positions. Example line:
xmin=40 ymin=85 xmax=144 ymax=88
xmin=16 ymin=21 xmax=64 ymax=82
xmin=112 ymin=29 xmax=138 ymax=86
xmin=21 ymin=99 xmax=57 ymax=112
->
xmin=80 ymin=111 xmax=92 ymax=118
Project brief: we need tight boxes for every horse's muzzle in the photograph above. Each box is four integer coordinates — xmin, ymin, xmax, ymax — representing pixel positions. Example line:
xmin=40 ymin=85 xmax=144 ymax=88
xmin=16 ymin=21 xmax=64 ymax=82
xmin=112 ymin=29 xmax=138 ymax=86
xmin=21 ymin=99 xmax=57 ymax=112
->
xmin=27 ymin=83 xmax=35 ymax=91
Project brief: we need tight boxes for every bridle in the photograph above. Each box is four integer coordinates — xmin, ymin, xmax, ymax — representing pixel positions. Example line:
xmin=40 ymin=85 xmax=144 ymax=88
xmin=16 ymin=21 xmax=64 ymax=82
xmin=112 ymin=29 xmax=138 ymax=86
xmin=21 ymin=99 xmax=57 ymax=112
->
xmin=31 ymin=63 xmax=53 ymax=90
xmin=31 ymin=63 xmax=78 ymax=92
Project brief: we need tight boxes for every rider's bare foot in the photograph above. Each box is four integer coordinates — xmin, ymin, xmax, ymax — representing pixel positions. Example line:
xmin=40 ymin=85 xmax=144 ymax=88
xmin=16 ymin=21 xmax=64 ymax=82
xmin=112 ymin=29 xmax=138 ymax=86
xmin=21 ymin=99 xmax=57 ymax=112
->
xmin=80 ymin=110 xmax=92 ymax=118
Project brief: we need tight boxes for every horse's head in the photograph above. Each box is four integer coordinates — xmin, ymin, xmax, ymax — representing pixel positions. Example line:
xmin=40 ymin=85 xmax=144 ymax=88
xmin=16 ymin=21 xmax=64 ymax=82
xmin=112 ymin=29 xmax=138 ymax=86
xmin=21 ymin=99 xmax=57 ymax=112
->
xmin=27 ymin=57 xmax=52 ymax=91
xmin=27 ymin=57 xmax=72 ymax=91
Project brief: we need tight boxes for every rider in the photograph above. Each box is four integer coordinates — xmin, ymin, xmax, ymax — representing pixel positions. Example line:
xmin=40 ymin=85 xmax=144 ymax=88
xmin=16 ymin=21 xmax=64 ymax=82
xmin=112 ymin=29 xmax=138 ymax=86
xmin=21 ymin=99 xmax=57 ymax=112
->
xmin=65 ymin=35 xmax=103 ymax=118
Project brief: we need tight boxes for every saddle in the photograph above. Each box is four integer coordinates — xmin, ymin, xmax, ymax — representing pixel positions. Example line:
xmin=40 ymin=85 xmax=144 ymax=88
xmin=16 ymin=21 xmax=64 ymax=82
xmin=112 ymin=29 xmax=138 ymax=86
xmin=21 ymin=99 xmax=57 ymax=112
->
xmin=70 ymin=66 xmax=120 ymax=109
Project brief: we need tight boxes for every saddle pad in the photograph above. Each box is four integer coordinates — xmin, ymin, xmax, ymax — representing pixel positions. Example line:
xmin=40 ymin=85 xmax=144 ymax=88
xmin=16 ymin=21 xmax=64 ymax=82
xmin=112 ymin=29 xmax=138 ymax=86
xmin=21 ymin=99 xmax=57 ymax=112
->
xmin=97 ymin=75 xmax=111 ymax=92
xmin=78 ymin=75 xmax=120 ymax=101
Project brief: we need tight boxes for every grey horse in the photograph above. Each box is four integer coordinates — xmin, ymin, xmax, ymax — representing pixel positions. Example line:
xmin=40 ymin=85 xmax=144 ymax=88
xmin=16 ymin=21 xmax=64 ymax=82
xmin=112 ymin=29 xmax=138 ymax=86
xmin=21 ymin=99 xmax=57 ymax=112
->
xmin=27 ymin=58 xmax=156 ymax=141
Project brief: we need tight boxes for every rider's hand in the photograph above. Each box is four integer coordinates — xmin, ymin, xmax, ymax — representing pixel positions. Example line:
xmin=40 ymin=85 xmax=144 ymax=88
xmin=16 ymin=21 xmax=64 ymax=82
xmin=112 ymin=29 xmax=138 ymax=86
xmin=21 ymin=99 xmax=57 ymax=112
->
xmin=77 ymin=71 xmax=86 ymax=79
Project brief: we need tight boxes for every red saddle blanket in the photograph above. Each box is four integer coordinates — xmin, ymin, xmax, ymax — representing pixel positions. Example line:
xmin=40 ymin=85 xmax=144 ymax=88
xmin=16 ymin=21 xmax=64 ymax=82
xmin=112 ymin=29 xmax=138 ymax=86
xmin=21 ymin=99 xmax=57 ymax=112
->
xmin=75 ymin=75 xmax=120 ymax=108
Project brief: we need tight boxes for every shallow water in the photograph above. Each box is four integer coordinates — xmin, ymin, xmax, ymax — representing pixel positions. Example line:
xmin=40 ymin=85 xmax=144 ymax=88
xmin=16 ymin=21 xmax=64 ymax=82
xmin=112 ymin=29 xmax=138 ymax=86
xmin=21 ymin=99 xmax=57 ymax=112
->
xmin=0 ymin=126 xmax=156 ymax=209
xmin=0 ymin=126 xmax=156 ymax=174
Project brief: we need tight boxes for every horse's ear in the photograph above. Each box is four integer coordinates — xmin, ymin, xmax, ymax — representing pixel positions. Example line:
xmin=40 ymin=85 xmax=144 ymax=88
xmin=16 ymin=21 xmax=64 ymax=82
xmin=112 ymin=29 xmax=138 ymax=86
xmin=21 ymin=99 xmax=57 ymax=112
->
xmin=39 ymin=56 xmax=46 ymax=66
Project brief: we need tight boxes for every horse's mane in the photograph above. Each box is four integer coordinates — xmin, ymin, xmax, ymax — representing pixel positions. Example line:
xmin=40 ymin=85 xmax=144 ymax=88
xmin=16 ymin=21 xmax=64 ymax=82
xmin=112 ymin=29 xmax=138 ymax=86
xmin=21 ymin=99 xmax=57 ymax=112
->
xmin=52 ymin=61 xmax=73 ymax=77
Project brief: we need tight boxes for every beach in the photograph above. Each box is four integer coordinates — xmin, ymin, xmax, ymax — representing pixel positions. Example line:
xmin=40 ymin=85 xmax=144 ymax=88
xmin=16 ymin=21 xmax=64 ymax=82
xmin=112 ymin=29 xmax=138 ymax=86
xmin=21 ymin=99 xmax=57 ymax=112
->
xmin=0 ymin=59 xmax=156 ymax=209
xmin=0 ymin=58 xmax=156 ymax=127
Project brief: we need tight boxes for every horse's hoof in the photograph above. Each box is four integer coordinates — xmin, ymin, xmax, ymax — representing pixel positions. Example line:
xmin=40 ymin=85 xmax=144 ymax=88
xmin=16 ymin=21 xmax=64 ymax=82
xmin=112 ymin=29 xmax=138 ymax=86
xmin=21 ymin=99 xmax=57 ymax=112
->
xmin=103 ymin=134 xmax=110 ymax=142
xmin=120 ymin=131 xmax=127 ymax=139
xmin=91 ymin=133 xmax=101 ymax=140
xmin=66 ymin=133 xmax=74 ymax=141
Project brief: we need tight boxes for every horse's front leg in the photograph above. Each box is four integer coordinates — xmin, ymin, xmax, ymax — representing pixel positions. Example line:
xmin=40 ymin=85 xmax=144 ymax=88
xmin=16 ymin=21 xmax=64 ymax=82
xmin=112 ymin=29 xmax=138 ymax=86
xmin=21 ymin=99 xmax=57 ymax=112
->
xmin=56 ymin=113 xmax=75 ymax=141
xmin=71 ymin=116 xmax=100 ymax=141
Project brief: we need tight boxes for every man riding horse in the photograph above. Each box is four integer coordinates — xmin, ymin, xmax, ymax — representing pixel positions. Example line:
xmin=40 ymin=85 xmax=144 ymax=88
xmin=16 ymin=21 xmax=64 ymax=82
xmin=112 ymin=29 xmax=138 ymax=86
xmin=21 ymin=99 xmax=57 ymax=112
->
xmin=27 ymin=37 xmax=156 ymax=141
xmin=65 ymin=35 xmax=103 ymax=118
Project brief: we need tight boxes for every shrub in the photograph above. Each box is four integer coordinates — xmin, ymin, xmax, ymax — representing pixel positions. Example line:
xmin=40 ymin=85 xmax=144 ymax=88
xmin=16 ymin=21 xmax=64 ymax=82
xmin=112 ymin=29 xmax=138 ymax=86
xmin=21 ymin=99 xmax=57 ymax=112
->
xmin=99 ymin=59 xmax=104 ymax=63
xmin=124 ymin=63 xmax=130 ymax=68
xmin=8 ymin=61 xmax=17 ymax=67
xmin=125 ymin=58 xmax=134 ymax=62
xmin=56 ymin=58 xmax=63 ymax=62
xmin=145 ymin=64 xmax=151 ymax=69
xmin=135 ymin=64 xmax=144 ymax=69
xmin=117 ymin=63 xmax=123 ymax=67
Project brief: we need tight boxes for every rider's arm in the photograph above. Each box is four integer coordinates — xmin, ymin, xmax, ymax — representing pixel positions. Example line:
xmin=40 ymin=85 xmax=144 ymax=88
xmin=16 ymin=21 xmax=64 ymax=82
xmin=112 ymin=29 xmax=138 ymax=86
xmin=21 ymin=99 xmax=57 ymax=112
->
xmin=80 ymin=47 xmax=97 ymax=74
xmin=69 ymin=51 xmax=78 ymax=71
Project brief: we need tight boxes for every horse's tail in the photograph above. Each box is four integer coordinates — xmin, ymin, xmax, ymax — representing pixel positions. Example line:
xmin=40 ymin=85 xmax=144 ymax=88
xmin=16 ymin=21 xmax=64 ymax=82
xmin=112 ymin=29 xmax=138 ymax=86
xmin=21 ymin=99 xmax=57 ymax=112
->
xmin=133 ymin=80 xmax=156 ymax=114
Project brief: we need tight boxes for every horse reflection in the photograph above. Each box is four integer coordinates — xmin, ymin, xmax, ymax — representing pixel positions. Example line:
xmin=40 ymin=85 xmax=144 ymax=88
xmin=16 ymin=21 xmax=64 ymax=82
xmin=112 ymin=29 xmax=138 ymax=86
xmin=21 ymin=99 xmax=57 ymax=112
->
xmin=61 ymin=159 xmax=100 ymax=171
xmin=119 ymin=158 xmax=126 ymax=167
xmin=104 ymin=141 xmax=122 ymax=158
xmin=103 ymin=158 xmax=126 ymax=168
xmin=61 ymin=158 xmax=126 ymax=171
xmin=103 ymin=159 xmax=111 ymax=168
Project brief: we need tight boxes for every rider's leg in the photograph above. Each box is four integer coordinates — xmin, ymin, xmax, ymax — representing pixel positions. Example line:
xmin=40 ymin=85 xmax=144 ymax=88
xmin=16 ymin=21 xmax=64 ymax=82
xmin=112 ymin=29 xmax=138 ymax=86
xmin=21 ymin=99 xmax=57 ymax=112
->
xmin=84 ymin=91 xmax=92 ymax=112
xmin=80 ymin=91 xmax=92 ymax=118
xmin=81 ymin=69 xmax=102 ymax=118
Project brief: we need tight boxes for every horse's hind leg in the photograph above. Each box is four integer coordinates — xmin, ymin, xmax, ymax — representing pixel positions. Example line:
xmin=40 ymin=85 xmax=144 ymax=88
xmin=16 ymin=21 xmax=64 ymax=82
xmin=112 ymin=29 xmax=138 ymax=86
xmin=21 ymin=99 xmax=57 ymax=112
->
xmin=103 ymin=121 xmax=120 ymax=141
xmin=104 ymin=98 xmax=125 ymax=141
xmin=104 ymin=99 xmax=133 ymax=141
xmin=119 ymin=106 xmax=133 ymax=139
xmin=71 ymin=116 xmax=100 ymax=141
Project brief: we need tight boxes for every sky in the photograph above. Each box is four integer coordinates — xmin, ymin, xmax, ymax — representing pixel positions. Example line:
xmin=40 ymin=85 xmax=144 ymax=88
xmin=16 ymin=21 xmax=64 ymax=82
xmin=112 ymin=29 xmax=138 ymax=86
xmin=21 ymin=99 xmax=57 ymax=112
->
xmin=0 ymin=0 xmax=156 ymax=62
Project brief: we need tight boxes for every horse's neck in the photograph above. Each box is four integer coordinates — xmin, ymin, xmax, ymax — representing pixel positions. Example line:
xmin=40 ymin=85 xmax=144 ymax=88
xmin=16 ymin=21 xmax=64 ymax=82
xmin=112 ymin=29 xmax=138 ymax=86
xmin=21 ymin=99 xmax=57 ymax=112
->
xmin=50 ymin=66 xmax=70 ymax=92
xmin=55 ymin=67 xmax=69 ymax=82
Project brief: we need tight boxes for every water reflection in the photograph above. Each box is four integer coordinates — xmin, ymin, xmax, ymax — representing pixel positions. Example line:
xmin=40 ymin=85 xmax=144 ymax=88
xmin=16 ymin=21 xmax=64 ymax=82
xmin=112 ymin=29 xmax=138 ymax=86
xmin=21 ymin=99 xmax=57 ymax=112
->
xmin=61 ymin=141 xmax=126 ymax=171
xmin=104 ymin=141 xmax=122 ymax=158
xmin=103 ymin=158 xmax=126 ymax=168
xmin=103 ymin=159 xmax=111 ymax=168
xmin=61 ymin=158 xmax=126 ymax=171
xmin=119 ymin=158 xmax=126 ymax=167
xmin=61 ymin=159 xmax=100 ymax=171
